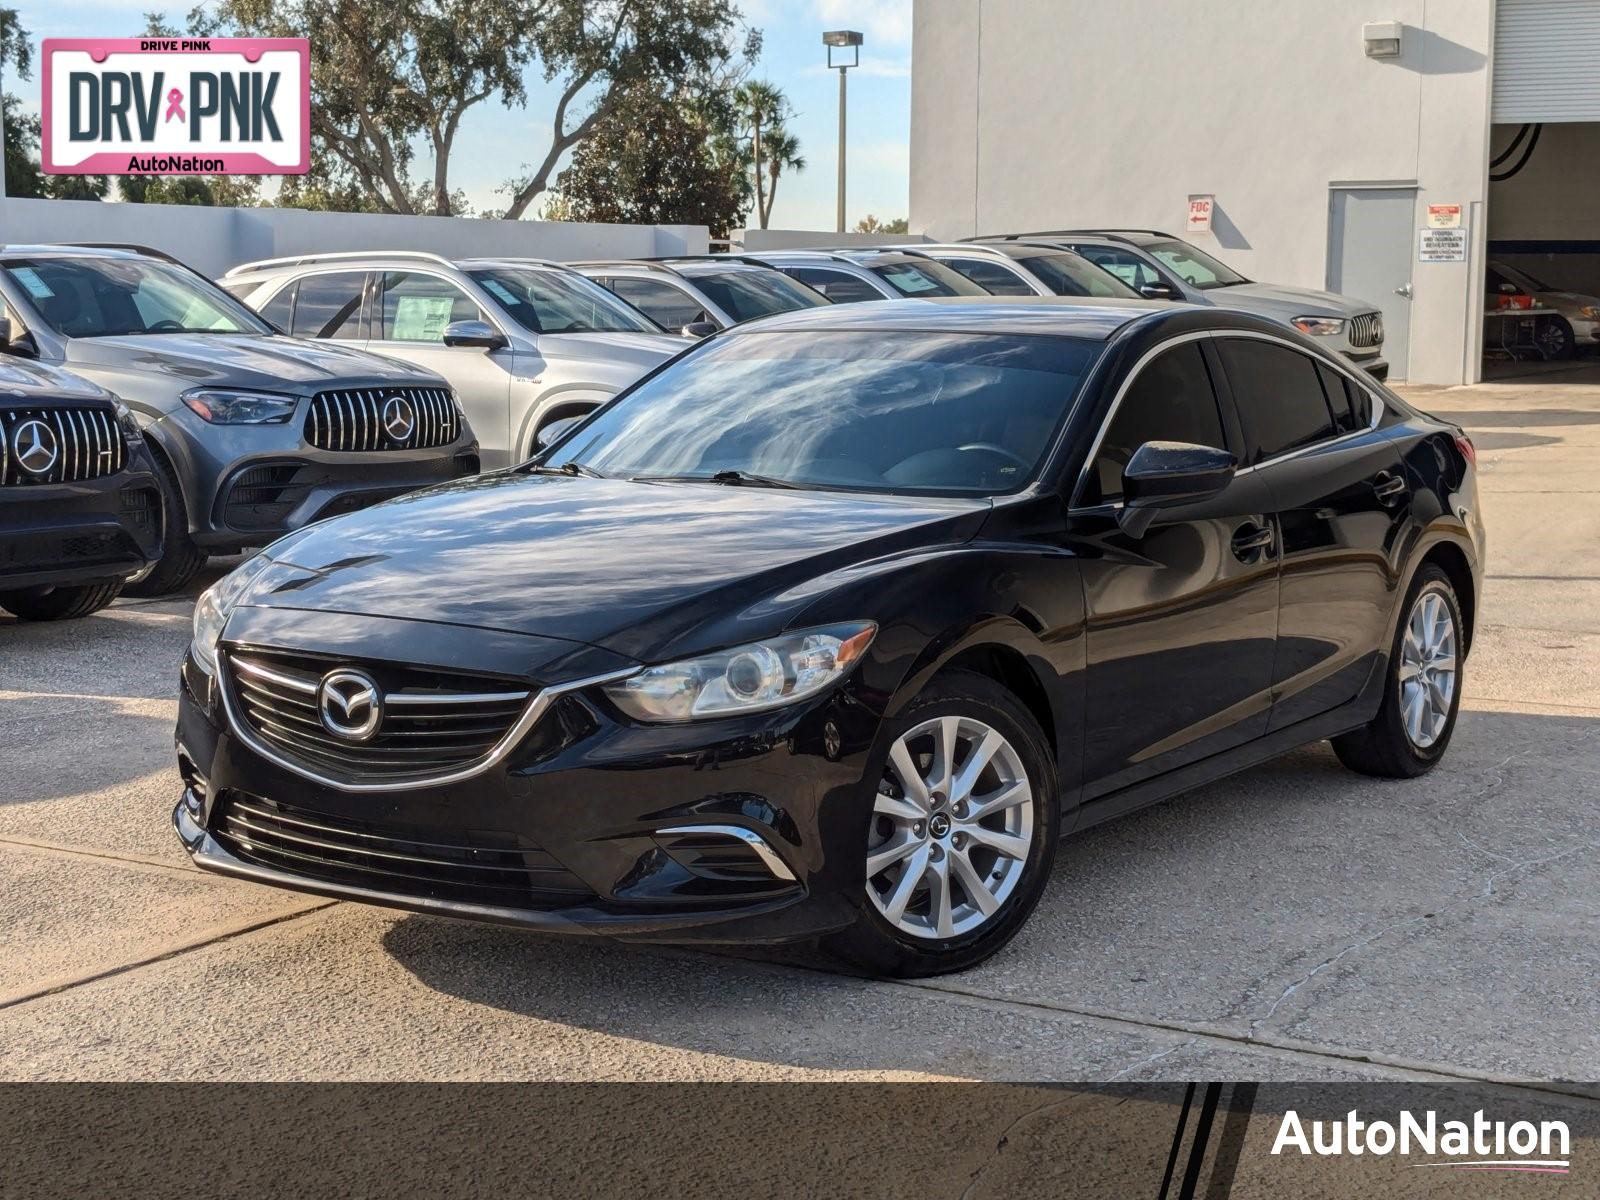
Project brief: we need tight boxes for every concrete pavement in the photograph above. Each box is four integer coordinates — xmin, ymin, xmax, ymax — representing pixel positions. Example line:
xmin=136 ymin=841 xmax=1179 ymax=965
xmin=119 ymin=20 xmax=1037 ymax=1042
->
xmin=1 ymin=369 xmax=1596 ymax=1085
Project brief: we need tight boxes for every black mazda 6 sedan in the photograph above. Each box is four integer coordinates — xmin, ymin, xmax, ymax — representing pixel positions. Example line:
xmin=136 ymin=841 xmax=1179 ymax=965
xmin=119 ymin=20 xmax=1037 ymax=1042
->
xmin=173 ymin=299 xmax=1484 ymax=976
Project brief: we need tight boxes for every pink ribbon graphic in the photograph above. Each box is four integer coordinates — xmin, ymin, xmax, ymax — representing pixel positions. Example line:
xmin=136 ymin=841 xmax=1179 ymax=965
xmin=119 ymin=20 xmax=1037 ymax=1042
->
xmin=164 ymin=88 xmax=185 ymax=123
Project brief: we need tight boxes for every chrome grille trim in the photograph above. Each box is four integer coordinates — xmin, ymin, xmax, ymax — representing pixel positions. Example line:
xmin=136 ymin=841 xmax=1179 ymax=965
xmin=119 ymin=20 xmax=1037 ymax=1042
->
xmin=217 ymin=648 xmax=634 ymax=793
xmin=0 ymin=404 xmax=126 ymax=486
xmin=303 ymin=387 xmax=460 ymax=452
xmin=1348 ymin=312 xmax=1382 ymax=349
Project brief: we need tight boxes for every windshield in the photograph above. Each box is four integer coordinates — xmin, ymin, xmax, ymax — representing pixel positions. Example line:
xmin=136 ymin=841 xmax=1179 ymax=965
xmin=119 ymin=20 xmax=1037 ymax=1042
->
xmin=1141 ymin=239 xmax=1248 ymax=290
xmin=1013 ymin=251 xmax=1141 ymax=299
xmin=687 ymin=268 xmax=829 ymax=322
xmin=467 ymin=267 xmax=661 ymax=334
xmin=552 ymin=330 xmax=1099 ymax=496
xmin=3 ymin=257 xmax=271 ymax=337
xmin=868 ymin=258 xmax=990 ymax=298
xmin=1496 ymin=263 xmax=1549 ymax=292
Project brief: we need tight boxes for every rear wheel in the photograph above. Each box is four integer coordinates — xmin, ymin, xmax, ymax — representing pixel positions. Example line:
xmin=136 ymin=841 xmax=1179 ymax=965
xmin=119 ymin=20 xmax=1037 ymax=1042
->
xmin=1333 ymin=565 xmax=1463 ymax=778
xmin=0 ymin=580 xmax=123 ymax=621
xmin=123 ymin=445 xmax=206 ymax=597
xmin=824 ymin=670 xmax=1058 ymax=977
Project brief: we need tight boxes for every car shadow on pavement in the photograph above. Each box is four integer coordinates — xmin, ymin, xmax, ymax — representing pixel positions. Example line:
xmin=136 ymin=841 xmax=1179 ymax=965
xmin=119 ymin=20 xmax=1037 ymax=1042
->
xmin=376 ymin=708 xmax=1600 ymax=1079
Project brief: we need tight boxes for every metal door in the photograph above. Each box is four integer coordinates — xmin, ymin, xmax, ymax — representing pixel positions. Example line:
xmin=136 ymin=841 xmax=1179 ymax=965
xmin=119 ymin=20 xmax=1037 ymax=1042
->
xmin=1328 ymin=187 xmax=1415 ymax=379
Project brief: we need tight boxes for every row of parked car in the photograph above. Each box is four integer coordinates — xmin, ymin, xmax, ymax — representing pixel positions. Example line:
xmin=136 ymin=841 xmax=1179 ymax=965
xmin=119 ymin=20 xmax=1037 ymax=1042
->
xmin=0 ymin=231 xmax=1388 ymax=622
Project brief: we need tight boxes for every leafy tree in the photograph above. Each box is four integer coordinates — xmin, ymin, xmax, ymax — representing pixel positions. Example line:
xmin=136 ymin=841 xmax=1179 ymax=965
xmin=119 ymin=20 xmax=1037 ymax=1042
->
xmin=553 ymin=79 xmax=749 ymax=235
xmin=855 ymin=215 xmax=910 ymax=235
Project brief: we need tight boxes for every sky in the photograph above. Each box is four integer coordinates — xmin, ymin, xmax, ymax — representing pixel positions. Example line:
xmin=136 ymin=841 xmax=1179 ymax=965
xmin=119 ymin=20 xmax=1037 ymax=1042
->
xmin=7 ymin=0 xmax=913 ymax=231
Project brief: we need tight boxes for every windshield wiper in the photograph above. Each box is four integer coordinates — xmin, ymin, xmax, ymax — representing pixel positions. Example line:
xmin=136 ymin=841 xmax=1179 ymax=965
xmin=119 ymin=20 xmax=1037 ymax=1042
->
xmin=633 ymin=469 xmax=799 ymax=490
xmin=530 ymin=460 xmax=608 ymax=479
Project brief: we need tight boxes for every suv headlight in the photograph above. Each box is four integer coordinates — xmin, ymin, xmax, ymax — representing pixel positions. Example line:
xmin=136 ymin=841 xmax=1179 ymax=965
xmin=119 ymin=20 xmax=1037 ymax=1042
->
xmin=1291 ymin=316 xmax=1345 ymax=337
xmin=603 ymin=622 xmax=876 ymax=722
xmin=1580 ymin=305 xmax=1600 ymax=320
xmin=191 ymin=554 xmax=273 ymax=674
xmin=181 ymin=388 xmax=298 ymax=425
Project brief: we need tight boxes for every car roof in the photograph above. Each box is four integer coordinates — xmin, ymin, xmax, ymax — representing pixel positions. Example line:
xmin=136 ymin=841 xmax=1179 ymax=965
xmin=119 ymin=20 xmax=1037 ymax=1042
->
xmin=723 ymin=295 xmax=1172 ymax=339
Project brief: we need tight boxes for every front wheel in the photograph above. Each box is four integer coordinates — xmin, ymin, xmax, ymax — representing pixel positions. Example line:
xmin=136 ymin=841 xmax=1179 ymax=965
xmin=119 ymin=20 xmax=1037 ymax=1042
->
xmin=0 ymin=580 xmax=123 ymax=621
xmin=122 ymin=447 xmax=206 ymax=597
xmin=823 ymin=670 xmax=1059 ymax=977
xmin=1535 ymin=316 xmax=1575 ymax=361
xmin=1333 ymin=565 xmax=1464 ymax=778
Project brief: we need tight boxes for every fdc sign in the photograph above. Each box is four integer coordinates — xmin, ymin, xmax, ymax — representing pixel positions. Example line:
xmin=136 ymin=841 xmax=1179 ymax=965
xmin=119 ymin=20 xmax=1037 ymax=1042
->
xmin=41 ymin=38 xmax=309 ymax=175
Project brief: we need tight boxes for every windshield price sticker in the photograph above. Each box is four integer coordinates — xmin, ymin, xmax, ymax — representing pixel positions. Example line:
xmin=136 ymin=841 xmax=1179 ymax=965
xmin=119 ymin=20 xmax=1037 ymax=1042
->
xmin=41 ymin=37 xmax=309 ymax=174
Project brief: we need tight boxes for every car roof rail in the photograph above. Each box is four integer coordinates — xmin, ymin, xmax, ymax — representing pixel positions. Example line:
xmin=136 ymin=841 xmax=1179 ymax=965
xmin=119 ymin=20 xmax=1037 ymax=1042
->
xmin=61 ymin=242 xmax=185 ymax=263
xmin=966 ymin=229 xmax=1177 ymax=245
xmin=222 ymin=249 xmax=458 ymax=277
xmin=567 ymin=259 xmax=688 ymax=277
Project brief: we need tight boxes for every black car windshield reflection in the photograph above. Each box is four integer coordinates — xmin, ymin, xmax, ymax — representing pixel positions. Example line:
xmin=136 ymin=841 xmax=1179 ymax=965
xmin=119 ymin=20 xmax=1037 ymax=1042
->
xmin=554 ymin=330 xmax=1100 ymax=496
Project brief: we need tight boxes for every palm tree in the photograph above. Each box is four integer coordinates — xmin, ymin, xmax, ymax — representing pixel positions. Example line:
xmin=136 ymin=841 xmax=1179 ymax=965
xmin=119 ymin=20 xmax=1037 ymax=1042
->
xmin=760 ymin=126 xmax=805 ymax=228
xmin=735 ymin=80 xmax=800 ymax=230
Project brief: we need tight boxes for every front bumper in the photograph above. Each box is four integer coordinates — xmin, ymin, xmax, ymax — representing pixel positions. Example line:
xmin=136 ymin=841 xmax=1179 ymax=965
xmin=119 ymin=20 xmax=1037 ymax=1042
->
xmin=172 ymin=628 xmax=878 ymax=944
xmin=156 ymin=405 xmax=479 ymax=552
xmin=0 ymin=467 xmax=163 ymax=590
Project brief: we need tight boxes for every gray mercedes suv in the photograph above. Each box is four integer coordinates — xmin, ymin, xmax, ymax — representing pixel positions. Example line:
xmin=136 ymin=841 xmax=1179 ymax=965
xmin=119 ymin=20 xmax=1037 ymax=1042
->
xmin=0 ymin=245 xmax=478 ymax=594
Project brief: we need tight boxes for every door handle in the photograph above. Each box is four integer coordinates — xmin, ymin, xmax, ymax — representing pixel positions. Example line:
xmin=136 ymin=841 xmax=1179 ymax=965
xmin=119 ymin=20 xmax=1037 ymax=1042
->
xmin=1372 ymin=472 xmax=1408 ymax=506
xmin=1395 ymin=283 xmax=1413 ymax=299
xmin=1230 ymin=522 xmax=1274 ymax=561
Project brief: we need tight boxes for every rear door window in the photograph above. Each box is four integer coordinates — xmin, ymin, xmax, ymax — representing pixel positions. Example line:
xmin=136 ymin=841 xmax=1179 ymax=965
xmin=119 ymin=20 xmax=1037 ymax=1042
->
xmin=291 ymin=272 xmax=366 ymax=340
xmin=1217 ymin=338 xmax=1338 ymax=463
xmin=257 ymin=283 xmax=296 ymax=332
xmin=1084 ymin=341 xmax=1228 ymax=505
xmin=938 ymin=257 xmax=1035 ymax=296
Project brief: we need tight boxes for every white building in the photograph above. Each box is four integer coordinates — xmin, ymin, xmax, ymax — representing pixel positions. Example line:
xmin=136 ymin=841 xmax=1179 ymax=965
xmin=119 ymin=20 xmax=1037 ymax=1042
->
xmin=911 ymin=0 xmax=1600 ymax=384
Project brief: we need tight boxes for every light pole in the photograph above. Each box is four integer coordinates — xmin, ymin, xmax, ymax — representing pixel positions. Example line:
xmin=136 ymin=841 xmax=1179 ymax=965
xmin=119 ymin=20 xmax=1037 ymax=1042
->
xmin=823 ymin=30 xmax=862 ymax=234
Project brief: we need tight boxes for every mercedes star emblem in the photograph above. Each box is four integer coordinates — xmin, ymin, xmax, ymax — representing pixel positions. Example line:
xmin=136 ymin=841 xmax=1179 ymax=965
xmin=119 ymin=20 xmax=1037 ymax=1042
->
xmin=12 ymin=418 xmax=60 ymax=477
xmin=317 ymin=669 xmax=383 ymax=742
xmin=381 ymin=395 xmax=417 ymax=444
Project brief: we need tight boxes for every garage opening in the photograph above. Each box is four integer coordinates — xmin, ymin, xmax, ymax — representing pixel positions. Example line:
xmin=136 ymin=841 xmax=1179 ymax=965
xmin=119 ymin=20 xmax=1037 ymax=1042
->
xmin=1484 ymin=0 xmax=1600 ymax=382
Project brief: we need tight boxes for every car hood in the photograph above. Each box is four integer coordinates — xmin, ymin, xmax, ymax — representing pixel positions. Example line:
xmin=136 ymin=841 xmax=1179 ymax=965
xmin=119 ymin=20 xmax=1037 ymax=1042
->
xmin=63 ymin=333 xmax=446 ymax=392
xmin=535 ymin=329 xmax=684 ymax=372
xmin=1535 ymin=289 xmax=1600 ymax=311
xmin=246 ymin=472 xmax=987 ymax=661
xmin=1215 ymin=282 xmax=1378 ymax=317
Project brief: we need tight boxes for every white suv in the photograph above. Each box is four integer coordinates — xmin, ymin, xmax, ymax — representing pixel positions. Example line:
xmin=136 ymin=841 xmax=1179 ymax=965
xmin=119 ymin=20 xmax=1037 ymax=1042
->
xmin=222 ymin=252 xmax=686 ymax=469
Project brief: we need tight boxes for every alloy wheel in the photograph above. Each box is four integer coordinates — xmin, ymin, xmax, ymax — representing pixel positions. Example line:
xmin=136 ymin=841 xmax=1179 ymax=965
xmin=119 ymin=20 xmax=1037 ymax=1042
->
xmin=1399 ymin=589 xmax=1457 ymax=749
xmin=866 ymin=715 xmax=1034 ymax=939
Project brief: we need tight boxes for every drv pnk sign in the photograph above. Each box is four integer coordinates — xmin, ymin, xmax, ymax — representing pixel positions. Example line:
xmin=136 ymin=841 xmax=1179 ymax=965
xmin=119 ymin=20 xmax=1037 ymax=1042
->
xmin=41 ymin=38 xmax=309 ymax=175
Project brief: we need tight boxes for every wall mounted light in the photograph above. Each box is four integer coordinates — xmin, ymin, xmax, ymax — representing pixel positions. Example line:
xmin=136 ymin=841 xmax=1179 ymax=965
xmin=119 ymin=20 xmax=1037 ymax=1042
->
xmin=1363 ymin=21 xmax=1403 ymax=58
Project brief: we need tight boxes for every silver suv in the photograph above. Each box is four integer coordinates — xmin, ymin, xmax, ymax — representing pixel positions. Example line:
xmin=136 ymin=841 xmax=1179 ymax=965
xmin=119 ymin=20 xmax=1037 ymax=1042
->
xmin=571 ymin=258 xmax=829 ymax=335
xmin=916 ymin=242 xmax=1141 ymax=299
xmin=976 ymin=231 xmax=1389 ymax=378
xmin=222 ymin=252 xmax=686 ymax=469
xmin=741 ymin=249 xmax=990 ymax=303
xmin=0 ymin=245 xmax=476 ymax=595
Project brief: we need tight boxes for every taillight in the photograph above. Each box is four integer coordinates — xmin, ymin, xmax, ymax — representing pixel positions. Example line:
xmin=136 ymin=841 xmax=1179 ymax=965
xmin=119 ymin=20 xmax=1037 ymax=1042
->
xmin=1454 ymin=433 xmax=1476 ymax=468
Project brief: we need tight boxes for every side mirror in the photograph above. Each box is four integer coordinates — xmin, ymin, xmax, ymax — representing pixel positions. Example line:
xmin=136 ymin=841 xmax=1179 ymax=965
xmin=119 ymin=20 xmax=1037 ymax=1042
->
xmin=1117 ymin=440 xmax=1237 ymax=537
xmin=1139 ymin=283 xmax=1178 ymax=300
xmin=680 ymin=320 xmax=719 ymax=339
xmin=535 ymin=415 xmax=584 ymax=451
xmin=1497 ymin=282 xmax=1519 ymax=295
xmin=0 ymin=317 xmax=38 ymax=359
xmin=442 ymin=319 xmax=508 ymax=350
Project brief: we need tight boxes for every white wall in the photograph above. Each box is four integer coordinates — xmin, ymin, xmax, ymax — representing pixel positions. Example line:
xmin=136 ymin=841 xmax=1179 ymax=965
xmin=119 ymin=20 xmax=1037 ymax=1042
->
xmin=0 ymin=197 xmax=709 ymax=277
xmin=911 ymin=0 xmax=1497 ymax=384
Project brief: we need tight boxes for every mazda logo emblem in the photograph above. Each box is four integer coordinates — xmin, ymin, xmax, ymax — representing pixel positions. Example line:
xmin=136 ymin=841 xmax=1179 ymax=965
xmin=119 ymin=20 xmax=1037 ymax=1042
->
xmin=317 ymin=669 xmax=383 ymax=742
xmin=12 ymin=418 xmax=59 ymax=476
xmin=381 ymin=395 xmax=416 ymax=444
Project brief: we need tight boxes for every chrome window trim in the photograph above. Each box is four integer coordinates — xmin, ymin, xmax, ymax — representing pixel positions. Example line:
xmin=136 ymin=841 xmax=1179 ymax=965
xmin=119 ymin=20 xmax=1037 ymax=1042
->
xmin=217 ymin=649 xmax=636 ymax=793
xmin=660 ymin=824 xmax=798 ymax=883
xmin=1068 ymin=328 xmax=1385 ymax=510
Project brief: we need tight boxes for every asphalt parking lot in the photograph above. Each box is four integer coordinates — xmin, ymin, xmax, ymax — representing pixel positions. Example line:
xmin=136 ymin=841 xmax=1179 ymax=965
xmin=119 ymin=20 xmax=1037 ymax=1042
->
xmin=1 ymin=372 xmax=1597 ymax=1086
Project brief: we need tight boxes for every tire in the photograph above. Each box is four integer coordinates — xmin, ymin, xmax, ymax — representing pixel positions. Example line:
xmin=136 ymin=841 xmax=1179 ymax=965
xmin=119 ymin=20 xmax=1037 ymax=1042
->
xmin=1333 ymin=565 xmax=1464 ymax=779
xmin=823 ymin=669 xmax=1060 ymax=978
xmin=122 ymin=444 xmax=207 ymax=598
xmin=1536 ymin=316 xmax=1574 ymax=361
xmin=0 ymin=580 xmax=123 ymax=621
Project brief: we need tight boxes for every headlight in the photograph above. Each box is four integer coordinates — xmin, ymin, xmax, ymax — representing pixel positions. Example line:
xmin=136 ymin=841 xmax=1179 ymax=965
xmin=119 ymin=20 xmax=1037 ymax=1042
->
xmin=1580 ymin=305 xmax=1600 ymax=320
xmin=112 ymin=400 xmax=142 ymax=440
xmin=603 ymin=622 xmax=877 ymax=722
xmin=1291 ymin=316 xmax=1345 ymax=337
xmin=191 ymin=554 xmax=273 ymax=674
xmin=181 ymin=388 xmax=298 ymax=425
